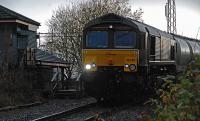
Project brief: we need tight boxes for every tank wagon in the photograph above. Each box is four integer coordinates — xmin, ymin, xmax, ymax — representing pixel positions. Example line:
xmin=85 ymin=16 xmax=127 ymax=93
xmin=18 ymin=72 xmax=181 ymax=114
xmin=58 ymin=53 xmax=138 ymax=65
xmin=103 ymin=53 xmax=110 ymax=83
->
xmin=81 ymin=13 xmax=200 ymax=100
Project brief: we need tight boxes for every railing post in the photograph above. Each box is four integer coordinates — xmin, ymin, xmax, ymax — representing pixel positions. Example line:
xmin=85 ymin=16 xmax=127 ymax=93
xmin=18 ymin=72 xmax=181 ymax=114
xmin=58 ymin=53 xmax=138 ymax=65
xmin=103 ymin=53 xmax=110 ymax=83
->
xmin=50 ymin=70 xmax=59 ymax=97
xmin=61 ymin=67 xmax=64 ymax=89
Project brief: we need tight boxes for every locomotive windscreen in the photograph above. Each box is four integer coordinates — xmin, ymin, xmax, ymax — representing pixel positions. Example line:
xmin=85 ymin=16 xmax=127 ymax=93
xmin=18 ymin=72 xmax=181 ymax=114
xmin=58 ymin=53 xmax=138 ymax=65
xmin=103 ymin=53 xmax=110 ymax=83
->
xmin=114 ymin=31 xmax=136 ymax=48
xmin=86 ymin=31 xmax=108 ymax=48
xmin=85 ymin=30 xmax=136 ymax=49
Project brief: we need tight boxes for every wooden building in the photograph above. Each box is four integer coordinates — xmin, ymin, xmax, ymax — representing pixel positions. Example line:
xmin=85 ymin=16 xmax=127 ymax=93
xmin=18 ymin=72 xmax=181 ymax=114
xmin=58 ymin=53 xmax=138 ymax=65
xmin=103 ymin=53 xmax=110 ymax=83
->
xmin=0 ymin=5 xmax=70 ymax=93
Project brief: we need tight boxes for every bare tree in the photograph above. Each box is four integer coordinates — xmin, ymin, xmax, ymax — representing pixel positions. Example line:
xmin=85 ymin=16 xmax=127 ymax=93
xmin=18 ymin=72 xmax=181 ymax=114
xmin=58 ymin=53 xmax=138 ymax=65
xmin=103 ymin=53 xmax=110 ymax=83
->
xmin=45 ymin=0 xmax=143 ymax=77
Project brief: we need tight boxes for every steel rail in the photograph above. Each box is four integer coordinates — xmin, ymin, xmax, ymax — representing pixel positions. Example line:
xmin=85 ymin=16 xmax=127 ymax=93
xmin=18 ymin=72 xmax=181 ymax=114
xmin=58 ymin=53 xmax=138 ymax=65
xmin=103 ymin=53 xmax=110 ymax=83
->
xmin=84 ymin=102 xmax=137 ymax=121
xmin=84 ymin=112 xmax=104 ymax=121
xmin=84 ymin=110 xmax=113 ymax=121
xmin=32 ymin=102 xmax=97 ymax=121
xmin=0 ymin=101 xmax=44 ymax=112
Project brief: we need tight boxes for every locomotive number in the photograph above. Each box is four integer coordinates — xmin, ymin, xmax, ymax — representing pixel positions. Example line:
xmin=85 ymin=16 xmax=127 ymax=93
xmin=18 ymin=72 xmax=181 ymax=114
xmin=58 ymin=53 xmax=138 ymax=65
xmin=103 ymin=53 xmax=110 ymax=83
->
xmin=126 ymin=59 xmax=135 ymax=62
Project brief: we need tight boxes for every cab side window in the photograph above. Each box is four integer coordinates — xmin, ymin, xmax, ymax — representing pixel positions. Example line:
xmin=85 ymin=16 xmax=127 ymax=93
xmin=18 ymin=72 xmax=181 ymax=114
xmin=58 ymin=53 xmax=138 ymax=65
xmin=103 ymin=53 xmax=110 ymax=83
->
xmin=150 ymin=36 xmax=156 ymax=61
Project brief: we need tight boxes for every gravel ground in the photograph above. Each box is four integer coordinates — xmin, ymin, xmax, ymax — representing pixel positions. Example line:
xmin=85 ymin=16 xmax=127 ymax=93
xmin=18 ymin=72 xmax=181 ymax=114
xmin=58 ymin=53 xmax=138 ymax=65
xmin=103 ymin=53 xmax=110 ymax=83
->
xmin=57 ymin=105 xmax=107 ymax=121
xmin=0 ymin=97 xmax=96 ymax=121
xmin=104 ymin=104 xmax=152 ymax=121
xmin=0 ymin=97 xmax=151 ymax=121
xmin=55 ymin=103 xmax=152 ymax=121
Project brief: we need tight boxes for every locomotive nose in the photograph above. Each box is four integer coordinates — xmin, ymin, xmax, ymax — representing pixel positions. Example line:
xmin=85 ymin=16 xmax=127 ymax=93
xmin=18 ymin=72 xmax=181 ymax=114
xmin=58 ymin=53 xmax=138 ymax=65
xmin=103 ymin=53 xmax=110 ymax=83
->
xmin=83 ymin=50 xmax=139 ymax=72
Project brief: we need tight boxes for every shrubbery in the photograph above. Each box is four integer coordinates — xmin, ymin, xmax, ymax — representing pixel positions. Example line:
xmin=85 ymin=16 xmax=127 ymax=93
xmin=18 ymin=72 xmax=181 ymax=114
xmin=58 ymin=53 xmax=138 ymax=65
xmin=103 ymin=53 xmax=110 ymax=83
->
xmin=0 ymin=64 xmax=39 ymax=107
xmin=146 ymin=59 xmax=200 ymax=121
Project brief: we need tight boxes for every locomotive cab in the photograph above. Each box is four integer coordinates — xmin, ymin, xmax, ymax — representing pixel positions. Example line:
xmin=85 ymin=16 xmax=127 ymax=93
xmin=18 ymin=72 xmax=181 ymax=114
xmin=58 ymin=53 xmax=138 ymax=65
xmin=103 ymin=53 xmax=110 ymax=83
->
xmin=82 ymin=14 xmax=144 ymax=100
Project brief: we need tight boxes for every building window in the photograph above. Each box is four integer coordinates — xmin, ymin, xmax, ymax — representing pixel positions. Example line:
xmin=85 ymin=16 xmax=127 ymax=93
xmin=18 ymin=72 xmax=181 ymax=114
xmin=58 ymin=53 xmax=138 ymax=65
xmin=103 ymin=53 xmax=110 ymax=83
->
xmin=17 ymin=35 xmax=27 ymax=49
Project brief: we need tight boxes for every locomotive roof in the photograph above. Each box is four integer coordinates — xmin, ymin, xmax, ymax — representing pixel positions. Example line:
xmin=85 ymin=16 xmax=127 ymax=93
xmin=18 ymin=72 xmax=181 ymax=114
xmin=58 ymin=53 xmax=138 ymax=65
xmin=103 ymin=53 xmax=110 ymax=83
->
xmin=85 ymin=13 xmax=200 ymax=42
xmin=85 ymin=13 xmax=138 ymax=31
xmin=84 ymin=13 xmax=173 ymax=39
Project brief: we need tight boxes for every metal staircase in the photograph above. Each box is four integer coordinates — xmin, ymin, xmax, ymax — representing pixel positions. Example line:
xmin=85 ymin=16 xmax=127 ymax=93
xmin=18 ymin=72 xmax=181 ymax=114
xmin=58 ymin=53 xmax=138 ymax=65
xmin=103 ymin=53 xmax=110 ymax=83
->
xmin=51 ymin=70 xmax=84 ymax=98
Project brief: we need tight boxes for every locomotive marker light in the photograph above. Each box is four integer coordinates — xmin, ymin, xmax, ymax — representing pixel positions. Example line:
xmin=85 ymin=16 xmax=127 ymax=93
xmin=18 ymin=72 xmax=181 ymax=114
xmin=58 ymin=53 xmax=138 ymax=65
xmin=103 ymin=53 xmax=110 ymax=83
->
xmin=92 ymin=63 xmax=96 ymax=68
xmin=129 ymin=64 xmax=136 ymax=71
xmin=109 ymin=25 xmax=113 ymax=29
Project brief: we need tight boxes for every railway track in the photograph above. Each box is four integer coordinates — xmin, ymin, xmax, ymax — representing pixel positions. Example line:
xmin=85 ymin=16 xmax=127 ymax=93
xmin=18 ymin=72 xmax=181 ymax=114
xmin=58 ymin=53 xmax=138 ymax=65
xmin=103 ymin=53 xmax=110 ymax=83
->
xmin=0 ymin=101 xmax=44 ymax=112
xmin=32 ymin=102 xmax=97 ymax=121
xmin=30 ymin=98 xmax=148 ymax=121
xmin=84 ymin=111 xmax=108 ymax=121
xmin=84 ymin=102 xmax=146 ymax=121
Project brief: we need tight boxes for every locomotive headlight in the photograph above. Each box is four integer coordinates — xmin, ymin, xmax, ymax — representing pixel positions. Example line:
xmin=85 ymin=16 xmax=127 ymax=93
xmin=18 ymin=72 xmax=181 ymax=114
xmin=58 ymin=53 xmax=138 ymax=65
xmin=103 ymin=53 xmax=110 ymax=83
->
xmin=124 ymin=64 xmax=129 ymax=68
xmin=85 ymin=64 xmax=92 ymax=70
xmin=129 ymin=64 xmax=136 ymax=71
xmin=85 ymin=63 xmax=96 ymax=70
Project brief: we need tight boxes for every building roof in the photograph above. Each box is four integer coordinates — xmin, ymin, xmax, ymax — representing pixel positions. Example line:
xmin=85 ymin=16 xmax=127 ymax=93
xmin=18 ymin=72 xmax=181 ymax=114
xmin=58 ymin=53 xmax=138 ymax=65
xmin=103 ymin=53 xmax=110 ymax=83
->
xmin=0 ymin=5 xmax=40 ymax=26
xmin=35 ymin=49 xmax=69 ymax=67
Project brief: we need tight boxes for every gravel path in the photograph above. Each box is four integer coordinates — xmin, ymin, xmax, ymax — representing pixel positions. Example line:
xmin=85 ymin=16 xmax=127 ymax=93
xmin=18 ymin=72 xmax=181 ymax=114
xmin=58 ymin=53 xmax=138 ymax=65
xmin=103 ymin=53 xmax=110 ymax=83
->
xmin=0 ymin=97 xmax=96 ymax=121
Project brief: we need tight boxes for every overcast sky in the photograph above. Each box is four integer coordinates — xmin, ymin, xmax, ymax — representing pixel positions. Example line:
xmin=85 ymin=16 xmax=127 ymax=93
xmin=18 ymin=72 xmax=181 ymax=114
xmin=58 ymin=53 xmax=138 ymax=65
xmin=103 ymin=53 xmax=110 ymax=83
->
xmin=0 ymin=0 xmax=199 ymax=39
xmin=132 ymin=0 xmax=200 ymax=39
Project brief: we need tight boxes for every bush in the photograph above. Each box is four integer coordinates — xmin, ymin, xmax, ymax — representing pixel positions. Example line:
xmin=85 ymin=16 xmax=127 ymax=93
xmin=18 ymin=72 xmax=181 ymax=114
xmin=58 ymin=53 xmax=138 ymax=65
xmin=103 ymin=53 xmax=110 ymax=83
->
xmin=0 ymin=64 xmax=37 ymax=107
xmin=146 ymin=58 xmax=200 ymax=121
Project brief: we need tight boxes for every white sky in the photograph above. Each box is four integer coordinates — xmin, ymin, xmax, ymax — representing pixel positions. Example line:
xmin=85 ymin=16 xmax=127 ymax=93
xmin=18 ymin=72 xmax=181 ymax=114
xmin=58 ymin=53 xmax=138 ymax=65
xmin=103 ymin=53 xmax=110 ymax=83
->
xmin=132 ymin=0 xmax=200 ymax=39
xmin=0 ymin=0 xmax=199 ymax=39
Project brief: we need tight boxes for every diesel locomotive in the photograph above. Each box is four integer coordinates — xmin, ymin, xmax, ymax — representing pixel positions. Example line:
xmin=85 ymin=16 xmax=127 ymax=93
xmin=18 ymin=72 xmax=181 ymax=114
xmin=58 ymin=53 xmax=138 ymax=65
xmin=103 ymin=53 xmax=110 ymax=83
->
xmin=81 ymin=13 xmax=200 ymax=100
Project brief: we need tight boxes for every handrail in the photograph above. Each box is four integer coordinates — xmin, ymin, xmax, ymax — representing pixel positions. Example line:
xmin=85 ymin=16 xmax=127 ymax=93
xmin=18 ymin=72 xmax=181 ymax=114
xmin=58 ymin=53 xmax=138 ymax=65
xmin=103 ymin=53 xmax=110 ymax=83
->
xmin=76 ymin=73 xmax=81 ymax=82
xmin=51 ymin=72 xmax=59 ymax=92
xmin=51 ymin=72 xmax=58 ymax=82
xmin=53 ymin=83 xmax=58 ymax=90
